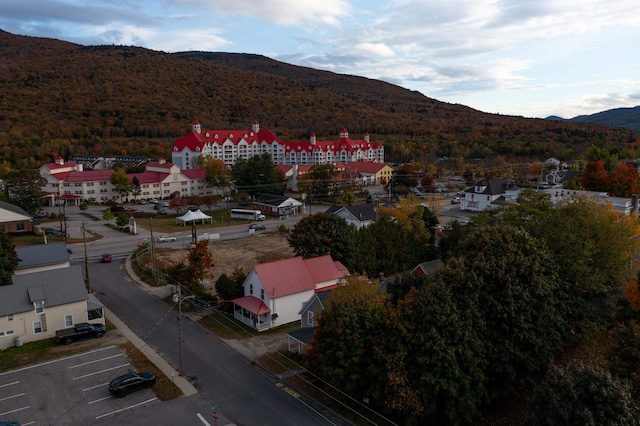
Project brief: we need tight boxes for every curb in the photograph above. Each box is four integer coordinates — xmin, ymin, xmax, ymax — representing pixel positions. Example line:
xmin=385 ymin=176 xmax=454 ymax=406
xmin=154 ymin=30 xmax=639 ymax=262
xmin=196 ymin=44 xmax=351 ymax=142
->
xmin=105 ymin=307 xmax=198 ymax=397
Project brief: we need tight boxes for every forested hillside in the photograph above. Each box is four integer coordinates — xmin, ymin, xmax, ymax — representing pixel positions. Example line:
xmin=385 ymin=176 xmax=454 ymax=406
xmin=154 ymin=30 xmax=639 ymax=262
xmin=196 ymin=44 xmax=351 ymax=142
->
xmin=1 ymin=30 xmax=639 ymax=169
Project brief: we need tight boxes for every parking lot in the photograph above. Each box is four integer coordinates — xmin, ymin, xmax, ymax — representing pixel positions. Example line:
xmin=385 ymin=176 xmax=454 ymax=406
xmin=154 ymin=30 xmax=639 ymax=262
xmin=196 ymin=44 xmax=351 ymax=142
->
xmin=0 ymin=345 xmax=160 ymax=424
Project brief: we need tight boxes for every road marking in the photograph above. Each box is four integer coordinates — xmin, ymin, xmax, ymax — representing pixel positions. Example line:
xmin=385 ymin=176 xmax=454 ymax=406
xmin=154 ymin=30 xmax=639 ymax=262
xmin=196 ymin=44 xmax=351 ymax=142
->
xmin=196 ymin=413 xmax=212 ymax=425
xmin=0 ymin=345 xmax=117 ymax=376
xmin=88 ymin=395 xmax=113 ymax=404
xmin=0 ymin=405 xmax=31 ymax=416
xmin=83 ymin=382 xmax=110 ymax=391
xmin=0 ymin=381 xmax=19 ymax=388
xmin=73 ymin=363 xmax=130 ymax=380
xmin=0 ymin=392 xmax=25 ymax=402
xmin=95 ymin=397 xmax=157 ymax=419
xmin=69 ymin=353 xmax=124 ymax=369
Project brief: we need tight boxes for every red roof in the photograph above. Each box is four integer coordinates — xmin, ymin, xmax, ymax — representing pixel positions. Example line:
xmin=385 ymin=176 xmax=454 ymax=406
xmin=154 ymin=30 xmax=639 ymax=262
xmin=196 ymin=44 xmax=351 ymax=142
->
xmin=172 ymin=122 xmax=380 ymax=156
xmin=253 ymin=255 xmax=348 ymax=298
xmin=55 ymin=170 xmax=113 ymax=183
xmin=181 ymin=169 xmax=206 ymax=179
xmin=146 ymin=161 xmax=174 ymax=170
xmin=127 ymin=171 xmax=170 ymax=185
xmin=231 ymin=295 xmax=270 ymax=314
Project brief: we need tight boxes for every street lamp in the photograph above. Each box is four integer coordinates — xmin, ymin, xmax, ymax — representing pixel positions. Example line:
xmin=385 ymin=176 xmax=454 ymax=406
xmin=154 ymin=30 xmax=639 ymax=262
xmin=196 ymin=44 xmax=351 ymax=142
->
xmin=173 ymin=285 xmax=195 ymax=376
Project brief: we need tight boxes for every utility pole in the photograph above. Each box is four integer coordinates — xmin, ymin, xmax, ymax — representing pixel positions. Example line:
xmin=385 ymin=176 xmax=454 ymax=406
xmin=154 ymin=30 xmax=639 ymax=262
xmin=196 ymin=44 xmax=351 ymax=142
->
xmin=82 ymin=221 xmax=90 ymax=292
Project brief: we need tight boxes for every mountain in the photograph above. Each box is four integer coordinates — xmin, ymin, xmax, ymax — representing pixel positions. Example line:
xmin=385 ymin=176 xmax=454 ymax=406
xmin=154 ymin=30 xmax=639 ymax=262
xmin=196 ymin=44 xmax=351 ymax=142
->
xmin=546 ymin=106 xmax=640 ymax=132
xmin=0 ymin=29 xmax=639 ymax=168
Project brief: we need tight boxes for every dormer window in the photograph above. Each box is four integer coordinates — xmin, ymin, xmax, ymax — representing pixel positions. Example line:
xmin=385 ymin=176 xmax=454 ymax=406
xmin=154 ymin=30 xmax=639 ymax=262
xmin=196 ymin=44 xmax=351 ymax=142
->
xmin=34 ymin=300 xmax=44 ymax=314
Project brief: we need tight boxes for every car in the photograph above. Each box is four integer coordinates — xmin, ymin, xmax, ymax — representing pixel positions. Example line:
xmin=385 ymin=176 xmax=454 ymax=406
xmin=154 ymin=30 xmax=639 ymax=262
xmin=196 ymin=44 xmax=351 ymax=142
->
xmin=109 ymin=370 xmax=156 ymax=398
xmin=156 ymin=235 xmax=176 ymax=242
xmin=45 ymin=227 xmax=67 ymax=237
xmin=457 ymin=191 xmax=466 ymax=196
xmin=101 ymin=253 xmax=112 ymax=263
xmin=451 ymin=197 xmax=460 ymax=204
xmin=157 ymin=208 xmax=168 ymax=215
xmin=249 ymin=224 xmax=266 ymax=231
xmin=0 ymin=421 xmax=21 ymax=426
xmin=150 ymin=198 xmax=158 ymax=204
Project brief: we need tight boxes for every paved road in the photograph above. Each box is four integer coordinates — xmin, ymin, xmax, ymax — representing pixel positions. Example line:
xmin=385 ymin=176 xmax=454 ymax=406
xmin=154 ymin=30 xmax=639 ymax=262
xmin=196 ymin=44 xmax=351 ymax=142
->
xmin=89 ymin=260 xmax=348 ymax=426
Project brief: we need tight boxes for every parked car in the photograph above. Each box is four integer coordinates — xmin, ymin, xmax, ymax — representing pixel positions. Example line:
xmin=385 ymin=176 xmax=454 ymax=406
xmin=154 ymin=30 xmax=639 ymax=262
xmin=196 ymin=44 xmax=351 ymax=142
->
xmin=157 ymin=208 xmax=168 ymax=215
xmin=150 ymin=198 xmax=158 ymax=204
xmin=156 ymin=235 xmax=176 ymax=242
xmin=249 ymin=224 xmax=266 ymax=231
xmin=451 ymin=197 xmax=460 ymax=204
xmin=55 ymin=322 xmax=106 ymax=345
xmin=109 ymin=370 xmax=156 ymax=398
xmin=101 ymin=253 xmax=112 ymax=263
xmin=457 ymin=190 xmax=466 ymax=196
xmin=45 ymin=227 xmax=67 ymax=237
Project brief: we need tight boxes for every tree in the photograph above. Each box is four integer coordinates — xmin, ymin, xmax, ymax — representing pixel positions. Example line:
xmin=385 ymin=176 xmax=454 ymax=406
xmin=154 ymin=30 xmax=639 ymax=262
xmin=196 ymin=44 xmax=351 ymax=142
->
xmin=110 ymin=167 xmax=131 ymax=201
xmin=527 ymin=362 xmax=639 ymax=425
xmin=581 ymin=160 xmax=609 ymax=192
xmin=185 ymin=240 xmax=215 ymax=291
xmin=231 ymin=153 xmax=281 ymax=197
xmin=298 ymin=164 xmax=339 ymax=202
xmin=102 ymin=208 xmax=114 ymax=223
xmin=2 ymin=169 xmax=46 ymax=214
xmin=287 ymin=213 xmax=358 ymax=270
xmin=131 ymin=176 xmax=141 ymax=200
xmin=450 ymin=224 xmax=564 ymax=400
xmin=385 ymin=266 xmax=487 ymax=424
xmin=308 ymin=276 xmax=390 ymax=405
xmin=200 ymin=156 xmax=231 ymax=190
xmin=607 ymin=161 xmax=640 ymax=197
xmin=79 ymin=201 xmax=89 ymax=211
xmin=0 ymin=232 xmax=19 ymax=286
xmin=215 ymin=266 xmax=245 ymax=301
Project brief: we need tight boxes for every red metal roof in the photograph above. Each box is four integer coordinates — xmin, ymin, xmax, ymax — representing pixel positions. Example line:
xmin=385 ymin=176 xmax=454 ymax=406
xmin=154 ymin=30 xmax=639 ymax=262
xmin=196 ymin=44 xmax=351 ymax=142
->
xmin=254 ymin=255 xmax=349 ymax=298
xmin=127 ymin=171 xmax=170 ymax=185
xmin=231 ymin=295 xmax=270 ymax=314
xmin=181 ymin=169 xmax=206 ymax=179
xmin=60 ymin=170 xmax=113 ymax=182
xmin=344 ymin=161 xmax=388 ymax=174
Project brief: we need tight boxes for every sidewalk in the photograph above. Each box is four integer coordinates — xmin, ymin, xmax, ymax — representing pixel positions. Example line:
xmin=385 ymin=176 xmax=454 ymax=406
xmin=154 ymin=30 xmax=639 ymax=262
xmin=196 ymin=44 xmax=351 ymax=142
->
xmin=105 ymin=307 xmax=197 ymax=397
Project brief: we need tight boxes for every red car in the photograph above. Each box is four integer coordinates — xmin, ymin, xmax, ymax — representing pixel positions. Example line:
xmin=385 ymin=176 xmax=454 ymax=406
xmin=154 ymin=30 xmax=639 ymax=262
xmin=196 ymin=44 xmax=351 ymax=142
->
xmin=101 ymin=253 xmax=112 ymax=263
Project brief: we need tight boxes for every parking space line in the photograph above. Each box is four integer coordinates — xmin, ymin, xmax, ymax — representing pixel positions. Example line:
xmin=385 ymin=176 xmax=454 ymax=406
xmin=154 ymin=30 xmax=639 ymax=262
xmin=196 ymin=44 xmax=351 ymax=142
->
xmin=0 ymin=405 xmax=31 ymax=416
xmin=197 ymin=413 xmax=212 ymax=425
xmin=0 ymin=392 xmax=25 ymax=402
xmin=83 ymin=382 xmax=110 ymax=392
xmin=95 ymin=397 xmax=158 ymax=419
xmin=69 ymin=353 xmax=124 ymax=369
xmin=0 ymin=381 xmax=19 ymax=388
xmin=88 ymin=395 xmax=113 ymax=404
xmin=0 ymin=346 xmax=117 ymax=376
xmin=73 ymin=363 xmax=130 ymax=380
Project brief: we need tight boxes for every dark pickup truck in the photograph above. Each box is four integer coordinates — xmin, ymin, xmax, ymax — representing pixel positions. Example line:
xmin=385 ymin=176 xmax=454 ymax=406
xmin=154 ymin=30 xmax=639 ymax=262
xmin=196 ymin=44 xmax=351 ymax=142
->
xmin=55 ymin=323 xmax=106 ymax=345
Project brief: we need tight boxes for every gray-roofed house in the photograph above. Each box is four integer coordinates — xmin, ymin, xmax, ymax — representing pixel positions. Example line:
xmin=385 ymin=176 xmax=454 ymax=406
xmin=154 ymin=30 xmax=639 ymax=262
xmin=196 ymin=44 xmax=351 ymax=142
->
xmin=460 ymin=178 xmax=517 ymax=212
xmin=0 ymin=199 xmax=33 ymax=234
xmin=286 ymin=289 xmax=333 ymax=355
xmin=253 ymin=194 xmax=303 ymax=218
xmin=325 ymin=203 xmax=377 ymax=229
xmin=14 ymin=242 xmax=71 ymax=275
xmin=412 ymin=259 xmax=445 ymax=277
xmin=0 ymin=265 xmax=104 ymax=350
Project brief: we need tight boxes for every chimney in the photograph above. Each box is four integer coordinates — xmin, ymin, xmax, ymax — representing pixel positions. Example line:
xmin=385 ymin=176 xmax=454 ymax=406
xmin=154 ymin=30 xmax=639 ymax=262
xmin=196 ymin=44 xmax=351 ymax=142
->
xmin=55 ymin=157 xmax=64 ymax=165
xmin=252 ymin=120 xmax=260 ymax=133
xmin=364 ymin=132 xmax=370 ymax=143
xmin=310 ymin=133 xmax=316 ymax=145
xmin=192 ymin=120 xmax=201 ymax=134
xmin=159 ymin=157 xmax=166 ymax=164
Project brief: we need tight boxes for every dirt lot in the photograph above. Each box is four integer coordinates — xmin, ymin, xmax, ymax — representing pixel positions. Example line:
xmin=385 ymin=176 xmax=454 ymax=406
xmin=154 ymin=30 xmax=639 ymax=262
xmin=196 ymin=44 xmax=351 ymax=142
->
xmin=155 ymin=232 xmax=295 ymax=290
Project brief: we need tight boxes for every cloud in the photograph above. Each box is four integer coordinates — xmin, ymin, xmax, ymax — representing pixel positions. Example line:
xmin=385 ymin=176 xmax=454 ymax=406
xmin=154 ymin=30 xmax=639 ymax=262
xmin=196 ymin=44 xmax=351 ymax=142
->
xmin=173 ymin=0 xmax=352 ymax=26
xmin=354 ymin=42 xmax=394 ymax=57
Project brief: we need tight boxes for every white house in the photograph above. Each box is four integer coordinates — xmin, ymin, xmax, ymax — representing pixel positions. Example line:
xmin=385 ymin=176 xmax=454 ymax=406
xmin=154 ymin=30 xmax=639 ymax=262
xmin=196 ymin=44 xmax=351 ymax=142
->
xmin=460 ymin=178 xmax=518 ymax=212
xmin=325 ymin=204 xmax=377 ymax=229
xmin=231 ymin=255 xmax=349 ymax=331
xmin=0 ymin=264 xmax=105 ymax=350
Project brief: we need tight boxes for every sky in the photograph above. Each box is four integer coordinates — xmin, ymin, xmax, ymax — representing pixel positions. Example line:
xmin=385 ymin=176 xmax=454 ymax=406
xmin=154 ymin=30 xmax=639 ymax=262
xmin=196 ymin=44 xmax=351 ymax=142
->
xmin=2 ymin=0 xmax=640 ymax=119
